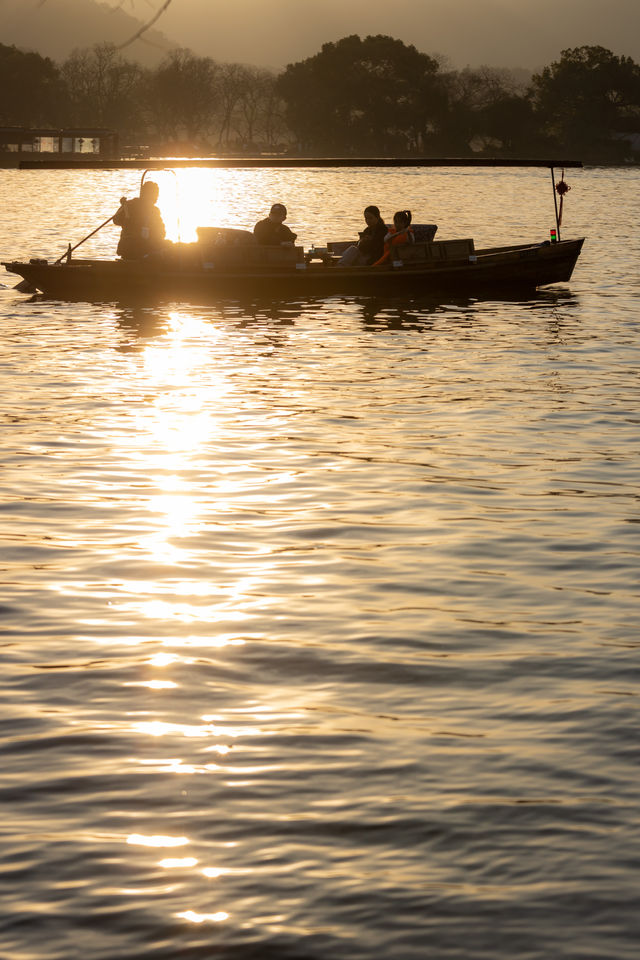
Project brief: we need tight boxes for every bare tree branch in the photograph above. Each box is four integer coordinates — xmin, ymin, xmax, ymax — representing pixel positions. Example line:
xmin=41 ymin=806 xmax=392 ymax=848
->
xmin=35 ymin=0 xmax=172 ymax=43
xmin=116 ymin=0 xmax=173 ymax=49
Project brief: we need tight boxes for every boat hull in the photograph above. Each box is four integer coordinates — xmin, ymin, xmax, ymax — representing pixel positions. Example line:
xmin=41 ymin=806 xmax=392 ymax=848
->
xmin=3 ymin=238 xmax=584 ymax=303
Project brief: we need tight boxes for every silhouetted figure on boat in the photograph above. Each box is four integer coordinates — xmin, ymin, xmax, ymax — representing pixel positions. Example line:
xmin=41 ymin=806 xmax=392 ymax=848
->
xmin=253 ymin=203 xmax=297 ymax=246
xmin=337 ymin=205 xmax=388 ymax=266
xmin=113 ymin=181 xmax=166 ymax=260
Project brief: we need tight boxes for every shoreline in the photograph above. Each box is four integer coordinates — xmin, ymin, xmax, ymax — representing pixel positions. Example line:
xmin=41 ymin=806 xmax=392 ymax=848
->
xmin=8 ymin=156 xmax=587 ymax=170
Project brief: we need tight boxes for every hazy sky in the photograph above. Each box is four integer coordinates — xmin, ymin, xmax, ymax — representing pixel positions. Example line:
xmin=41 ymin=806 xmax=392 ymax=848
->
xmin=140 ymin=0 xmax=640 ymax=69
xmin=3 ymin=0 xmax=640 ymax=70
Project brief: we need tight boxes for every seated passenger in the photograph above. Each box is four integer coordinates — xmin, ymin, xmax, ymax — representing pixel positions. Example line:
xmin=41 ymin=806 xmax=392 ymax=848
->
xmin=253 ymin=203 xmax=297 ymax=246
xmin=373 ymin=210 xmax=414 ymax=266
xmin=337 ymin=205 xmax=388 ymax=266
xmin=113 ymin=180 xmax=166 ymax=260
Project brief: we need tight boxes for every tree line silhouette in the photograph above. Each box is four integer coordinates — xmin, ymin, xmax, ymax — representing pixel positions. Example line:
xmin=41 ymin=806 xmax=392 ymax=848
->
xmin=2 ymin=34 xmax=639 ymax=162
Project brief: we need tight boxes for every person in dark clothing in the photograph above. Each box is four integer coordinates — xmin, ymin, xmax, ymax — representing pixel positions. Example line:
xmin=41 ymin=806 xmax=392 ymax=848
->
xmin=113 ymin=180 xmax=166 ymax=259
xmin=337 ymin=205 xmax=388 ymax=266
xmin=356 ymin=205 xmax=388 ymax=264
xmin=253 ymin=203 xmax=297 ymax=245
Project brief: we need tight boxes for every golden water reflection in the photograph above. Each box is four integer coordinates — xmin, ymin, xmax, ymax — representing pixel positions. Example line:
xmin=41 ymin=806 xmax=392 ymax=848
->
xmin=124 ymin=679 xmax=178 ymax=690
xmin=123 ymin=835 xmax=231 ymax=927
xmin=159 ymin=857 xmax=198 ymax=869
xmin=110 ymin=304 xmax=289 ymax=629
xmin=148 ymin=653 xmax=181 ymax=667
xmin=102 ymin=264 xmax=398 ymax=939
xmin=127 ymin=834 xmax=189 ymax=848
xmin=132 ymin=720 xmax=265 ymax=740
xmin=177 ymin=910 xmax=229 ymax=924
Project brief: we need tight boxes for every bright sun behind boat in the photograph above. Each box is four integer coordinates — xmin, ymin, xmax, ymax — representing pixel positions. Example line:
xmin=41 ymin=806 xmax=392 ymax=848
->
xmin=156 ymin=169 xmax=234 ymax=244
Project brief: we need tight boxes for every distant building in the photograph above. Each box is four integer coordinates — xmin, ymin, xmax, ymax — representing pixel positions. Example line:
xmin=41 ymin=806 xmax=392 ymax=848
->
xmin=0 ymin=128 xmax=119 ymax=165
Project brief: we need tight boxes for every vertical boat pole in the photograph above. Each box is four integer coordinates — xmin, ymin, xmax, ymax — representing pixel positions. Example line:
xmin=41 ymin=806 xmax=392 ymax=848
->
xmin=550 ymin=165 xmax=561 ymax=241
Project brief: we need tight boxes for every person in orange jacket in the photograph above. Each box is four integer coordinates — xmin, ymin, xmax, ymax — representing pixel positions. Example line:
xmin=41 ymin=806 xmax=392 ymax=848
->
xmin=373 ymin=210 xmax=415 ymax=265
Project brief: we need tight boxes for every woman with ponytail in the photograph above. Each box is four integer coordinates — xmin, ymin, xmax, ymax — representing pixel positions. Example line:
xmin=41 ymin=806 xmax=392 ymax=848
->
xmin=373 ymin=210 xmax=414 ymax=266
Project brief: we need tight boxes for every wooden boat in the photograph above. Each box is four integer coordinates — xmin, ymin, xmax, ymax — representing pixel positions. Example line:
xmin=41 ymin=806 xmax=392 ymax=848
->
xmin=3 ymin=234 xmax=584 ymax=303
xmin=2 ymin=159 xmax=584 ymax=303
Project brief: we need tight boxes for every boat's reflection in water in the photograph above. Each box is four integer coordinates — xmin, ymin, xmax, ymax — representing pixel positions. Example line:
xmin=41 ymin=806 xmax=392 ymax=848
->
xmin=357 ymin=286 xmax=579 ymax=330
xmin=112 ymin=298 xmax=302 ymax=356
xmin=114 ymin=307 xmax=171 ymax=345
xmin=108 ymin=285 xmax=580 ymax=347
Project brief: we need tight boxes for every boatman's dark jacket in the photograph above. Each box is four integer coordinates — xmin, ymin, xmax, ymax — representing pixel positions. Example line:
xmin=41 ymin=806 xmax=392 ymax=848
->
xmin=253 ymin=218 xmax=297 ymax=245
xmin=113 ymin=197 xmax=166 ymax=259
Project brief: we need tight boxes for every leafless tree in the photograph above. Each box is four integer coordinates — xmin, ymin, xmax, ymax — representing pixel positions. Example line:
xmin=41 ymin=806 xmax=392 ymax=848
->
xmin=61 ymin=43 xmax=147 ymax=133
xmin=234 ymin=68 xmax=290 ymax=151
xmin=145 ymin=49 xmax=219 ymax=145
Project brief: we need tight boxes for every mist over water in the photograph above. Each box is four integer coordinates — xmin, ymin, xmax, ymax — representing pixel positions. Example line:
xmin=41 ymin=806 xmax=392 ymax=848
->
xmin=1 ymin=166 xmax=639 ymax=960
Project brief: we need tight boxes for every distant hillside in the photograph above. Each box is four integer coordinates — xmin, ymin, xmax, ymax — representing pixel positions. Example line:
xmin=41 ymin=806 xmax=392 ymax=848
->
xmin=156 ymin=0 xmax=640 ymax=71
xmin=0 ymin=0 xmax=174 ymax=66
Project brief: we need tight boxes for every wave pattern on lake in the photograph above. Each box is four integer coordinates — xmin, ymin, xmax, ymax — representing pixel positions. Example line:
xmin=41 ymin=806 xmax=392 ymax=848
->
xmin=0 ymin=166 xmax=639 ymax=960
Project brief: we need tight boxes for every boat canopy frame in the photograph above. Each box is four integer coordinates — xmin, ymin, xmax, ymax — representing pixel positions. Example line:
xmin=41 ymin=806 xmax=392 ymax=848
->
xmin=20 ymin=156 xmax=583 ymax=257
xmin=128 ymin=157 xmax=581 ymax=243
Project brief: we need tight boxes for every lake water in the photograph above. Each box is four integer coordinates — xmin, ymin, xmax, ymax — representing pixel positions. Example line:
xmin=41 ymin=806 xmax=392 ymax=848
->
xmin=0 ymin=165 xmax=638 ymax=960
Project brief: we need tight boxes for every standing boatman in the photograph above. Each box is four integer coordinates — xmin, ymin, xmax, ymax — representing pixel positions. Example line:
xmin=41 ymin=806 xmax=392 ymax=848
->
xmin=113 ymin=180 xmax=166 ymax=259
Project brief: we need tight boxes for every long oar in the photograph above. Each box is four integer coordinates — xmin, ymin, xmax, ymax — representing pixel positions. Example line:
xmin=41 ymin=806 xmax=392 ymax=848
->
xmin=12 ymin=202 xmax=124 ymax=293
xmin=55 ymin=199 xmax=126 ymax=264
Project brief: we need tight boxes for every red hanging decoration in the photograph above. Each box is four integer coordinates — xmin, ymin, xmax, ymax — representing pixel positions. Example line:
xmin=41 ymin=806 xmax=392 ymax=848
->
xmin=555 ymin=168 xmax=571 ymax=227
